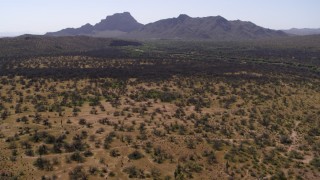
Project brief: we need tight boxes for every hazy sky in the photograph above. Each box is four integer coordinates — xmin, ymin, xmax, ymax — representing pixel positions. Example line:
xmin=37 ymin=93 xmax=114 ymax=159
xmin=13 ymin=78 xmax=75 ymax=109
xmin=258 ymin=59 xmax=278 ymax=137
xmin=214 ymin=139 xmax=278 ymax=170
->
xmin=1 ymin=0 xmax=320 ymax=35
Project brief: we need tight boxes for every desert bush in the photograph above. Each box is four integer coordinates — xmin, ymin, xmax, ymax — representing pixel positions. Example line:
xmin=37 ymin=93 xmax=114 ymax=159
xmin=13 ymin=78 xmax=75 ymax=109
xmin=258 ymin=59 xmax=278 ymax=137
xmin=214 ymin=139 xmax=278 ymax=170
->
xmin=69 ymin=166 xmax=88 ymax=180
xmin=128 ymin=150 xmax=144 ymax=160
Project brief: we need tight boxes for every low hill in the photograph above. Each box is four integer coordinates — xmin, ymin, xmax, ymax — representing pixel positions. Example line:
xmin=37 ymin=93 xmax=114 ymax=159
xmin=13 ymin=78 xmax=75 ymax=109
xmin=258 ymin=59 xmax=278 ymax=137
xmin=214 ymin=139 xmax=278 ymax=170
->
xmin=0 ymin=35 xmax=141 ymax=57
xmin=283 ymin=28 xmax=320 ymax=36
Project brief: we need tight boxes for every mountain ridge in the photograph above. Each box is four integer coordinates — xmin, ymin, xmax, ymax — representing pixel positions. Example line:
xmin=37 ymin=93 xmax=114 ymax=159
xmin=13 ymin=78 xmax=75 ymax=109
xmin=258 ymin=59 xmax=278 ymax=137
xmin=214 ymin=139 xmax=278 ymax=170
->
xmin=46 ymin=12 xmax=287 ymax=40
xmin=127 ymin=14 xmax=286 ymax=40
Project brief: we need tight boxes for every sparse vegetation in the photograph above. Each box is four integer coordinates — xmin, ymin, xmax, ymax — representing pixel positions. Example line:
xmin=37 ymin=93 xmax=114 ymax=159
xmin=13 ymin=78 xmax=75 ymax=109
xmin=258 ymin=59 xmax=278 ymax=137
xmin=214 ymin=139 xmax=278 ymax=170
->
xmin=0 ymin=37 xmax=319 ymax=179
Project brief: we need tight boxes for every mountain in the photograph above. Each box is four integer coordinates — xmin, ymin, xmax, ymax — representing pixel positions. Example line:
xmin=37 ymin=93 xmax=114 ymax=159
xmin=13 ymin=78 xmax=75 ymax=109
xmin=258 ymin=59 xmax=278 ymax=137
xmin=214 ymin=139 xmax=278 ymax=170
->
xmin=46 ymin=13 xmax=287 ymax=40
xmin=283 ymin=28 xmax=320 ymax=36
xmin=46 ymin=12 xmax=143 ymax=37
xmin=127 ymin=14 xmax=286 ymax=40
xmin=93 ymin=12 xmax=143 ymax=32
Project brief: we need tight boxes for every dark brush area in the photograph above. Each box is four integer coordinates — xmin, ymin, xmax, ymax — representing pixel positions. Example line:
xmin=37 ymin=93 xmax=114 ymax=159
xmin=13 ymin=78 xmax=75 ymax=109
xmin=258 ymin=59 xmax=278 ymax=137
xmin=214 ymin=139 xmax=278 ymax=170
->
xmin=0 ymin=35 xmax=319 ymax=79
